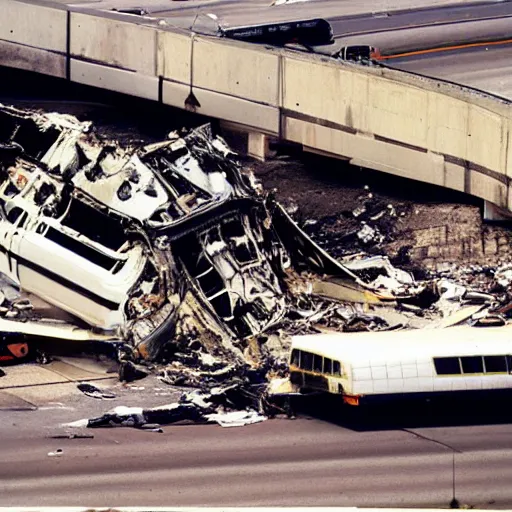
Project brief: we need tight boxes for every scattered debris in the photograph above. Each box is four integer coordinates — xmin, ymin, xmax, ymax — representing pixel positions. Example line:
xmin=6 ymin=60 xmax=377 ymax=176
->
xmin=0 ymin=337 xmax=29 ymax=362
xmin=66 ymin=383 xmax=266 ymax=429
xmin=77 ymin=382 xmax=116 ymax=400
xmin=112 ymin=8 xmax=148 ymax=16
xmin=437 ymin=279 xmax=466 ymax=301
xmin=473 ymin=313 xmax=506 ymax=327
xmin=47 ymin=449 xmax=63 ymax=457
xmin=3 ymin=103 xmax=512 ymax=425
xmin=204 ymin=409 xmax=266 ymax=428
xmin=432 ymin=305 xmax=485 ymax=328
xmin=357 ymin=223 xmax=382 ymax=244
xmin=298 ymin=187 xmax=410 ymax=261
xmin=464 ymin=291 xmax=495 ymax=304
xmin=495 ymin=265 xmax=512 ymax=289
xmin=50 ymin=433 xmax=94 ymax=439
xmin=35 ymin=349 xmax=52 ymax=365
xmin=139 ymin=424 xmax=164 ymax=433
xmin=343 ymin=255 xmax=419 ymax=296
xmin=312 ymin=278 xmax=384 ymax=304
xmin=119 ymin=361 xmax=151 ymax=383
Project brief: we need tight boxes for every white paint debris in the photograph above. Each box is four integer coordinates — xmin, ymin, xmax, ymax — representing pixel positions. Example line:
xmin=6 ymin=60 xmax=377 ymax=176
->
xmin=47 ymin=449 xmax=63 ymax=457
xmin=437 ymin=279 xmax=466 ymax=301
xmin=111 ymin=406 xmax=144 ymax=415
xmin=271 ymin=0 xmax=309 ymax=5
xmin=198 ymin=352 xmax=219 ymax=367
xmin=64 ymin=418 xmax=89 ymax=428
xmin=205 ymin=410 xmax=267 ymax=427
xmin=495 ymin=265 xmax=512 ymax=288
xmin=357 ymin=224 xmax=381 ymax=244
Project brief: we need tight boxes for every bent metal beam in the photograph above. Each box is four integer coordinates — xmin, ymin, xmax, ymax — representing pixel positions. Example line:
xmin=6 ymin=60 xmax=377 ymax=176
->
xmin=1 ymin=0 xmax=511 ymax=212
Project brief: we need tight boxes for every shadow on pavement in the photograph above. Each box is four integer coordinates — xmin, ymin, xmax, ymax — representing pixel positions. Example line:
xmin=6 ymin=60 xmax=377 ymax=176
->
xmin=291 ymin=392 xmax=512 ymax=431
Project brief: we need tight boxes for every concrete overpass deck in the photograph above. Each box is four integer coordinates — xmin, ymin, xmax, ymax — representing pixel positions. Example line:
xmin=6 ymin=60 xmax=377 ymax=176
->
xmin=77 ymin=0 xmax=512 ymax=65
xmin=0 ymin=0 xmax=511 ymax=216
xmin=68 ymin=0 xmax=512 ymax=102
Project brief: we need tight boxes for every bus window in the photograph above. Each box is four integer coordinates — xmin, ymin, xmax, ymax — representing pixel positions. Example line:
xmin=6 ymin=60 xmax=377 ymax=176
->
xmin=313 ymin=354 xmax=322 ymax=373
xmin=302 ymin=351 xmax=313 ymax=371
xmin=291 ymin=349 xmax=300 ymax=367
xmin=324 ymin=358 xmax=332 ymax=374
xmin=434 ymin=357 xmax=461 ymax=375
xmin=333 ymin=360 xmax=341 ymax=376
xmin=484 ymin=355 xmax=507 ymax=373
xmin=461 ymin=356 xmax=483 ymax=374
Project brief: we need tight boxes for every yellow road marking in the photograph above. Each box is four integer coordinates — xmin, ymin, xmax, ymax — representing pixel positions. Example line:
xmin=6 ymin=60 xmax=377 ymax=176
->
xmin=379 ymin=38 xmax=512 ymax=60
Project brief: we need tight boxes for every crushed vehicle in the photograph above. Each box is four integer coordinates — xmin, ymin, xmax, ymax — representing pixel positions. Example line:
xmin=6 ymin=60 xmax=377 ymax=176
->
xmin=0 ymin=103 xmax=360 ymax=366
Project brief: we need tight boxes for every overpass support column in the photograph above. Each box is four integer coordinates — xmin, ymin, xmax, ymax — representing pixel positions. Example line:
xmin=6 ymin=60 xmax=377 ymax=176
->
xmin=483 ymin=201 xmax=512 ymax=222
xmin=248 ymin=132 xmax=270 ymax=162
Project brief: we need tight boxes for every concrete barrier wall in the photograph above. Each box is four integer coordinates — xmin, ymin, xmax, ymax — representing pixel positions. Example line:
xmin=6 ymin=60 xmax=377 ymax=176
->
xmin=70 ymin=13 xmax=157 ymax=75
xmin=162 ymin=81 xmax=280 ymax=133
xmin=283 ymin=58 xmax=429 ymax=146
xmin=508 ymin=119 xmax=512 ymax=179
xmin=70 ymin=59 xmax=159 ymax=101
xmin=284 ymin=116 xmax=470 ymax=192
xmin=0 ymin=0 xmax=67 ymax=77
xmin=2 ymin=0 xmax=512 ymax=211
xmin=157 ymin=32 xmax=281 ymax=133
xmin=192 ymin=38 xmax=280 ymax=106
xmin=283 ymin=55 xmax=509 ymax=173
xmin=0 ymin=40 xmax=66 ymax=78
xmin=157 ymin=30 xmax=192 ymax=85
xmin=0 ymin=0 xmax=66 ymax=52
xmin=282 ymin=53 xmax=512 ymax=209
xmin=466 ymin=104 xmax=503 ymax=172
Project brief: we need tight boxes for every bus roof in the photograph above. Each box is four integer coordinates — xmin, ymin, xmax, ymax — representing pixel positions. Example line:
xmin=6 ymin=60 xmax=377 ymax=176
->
xmin=291 ymin=326 xmax=512 ymax=366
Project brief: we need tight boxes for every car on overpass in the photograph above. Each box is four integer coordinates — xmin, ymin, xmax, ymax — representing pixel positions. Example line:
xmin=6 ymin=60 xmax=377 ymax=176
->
xmin=333 ymin=45 xmax=381 ymax=63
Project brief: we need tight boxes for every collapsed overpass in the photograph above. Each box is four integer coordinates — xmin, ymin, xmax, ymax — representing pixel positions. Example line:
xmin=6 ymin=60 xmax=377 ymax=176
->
xmin=1 ymin=0 xmax=512 ymax=216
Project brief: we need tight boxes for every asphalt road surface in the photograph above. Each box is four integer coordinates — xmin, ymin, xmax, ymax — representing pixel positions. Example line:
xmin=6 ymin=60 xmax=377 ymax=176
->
xmin=70 ymin=0 xmax=496 ymax=21
xmin=385 ymin=43 xmax=512 ymax=100
xmin=2 ymin=400 xmax=512 ymax=508
xmin=65 ymin=0 xmax=512 ymax=41
xmin=157 ymin=0 xmax=512 ymax=38
xmin=144 ymin=0 xmax=512 ymax=47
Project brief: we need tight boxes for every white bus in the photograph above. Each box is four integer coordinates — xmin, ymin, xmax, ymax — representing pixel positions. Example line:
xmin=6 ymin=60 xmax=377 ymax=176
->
xmin=289 ymin=326 xmax=512 ymax=406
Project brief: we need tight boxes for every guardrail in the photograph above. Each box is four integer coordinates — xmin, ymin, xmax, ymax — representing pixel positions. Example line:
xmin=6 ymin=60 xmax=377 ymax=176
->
xmin=1 ymin=0 xmax=511 ymax=211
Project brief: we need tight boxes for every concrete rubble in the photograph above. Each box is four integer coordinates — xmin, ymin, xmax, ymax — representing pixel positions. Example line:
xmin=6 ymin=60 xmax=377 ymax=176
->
xmin=2 ymin=103 xmax=512 ymax=427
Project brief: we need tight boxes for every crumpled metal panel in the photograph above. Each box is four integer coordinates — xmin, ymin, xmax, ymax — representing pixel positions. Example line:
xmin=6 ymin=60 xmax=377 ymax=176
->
xmin=0 ymin=104 xmax=289 ymax=360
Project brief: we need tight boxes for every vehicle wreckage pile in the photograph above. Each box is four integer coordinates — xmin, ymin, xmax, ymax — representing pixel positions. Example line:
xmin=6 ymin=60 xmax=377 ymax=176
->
xmin=1 ymin=104 xmax=512 ymax=428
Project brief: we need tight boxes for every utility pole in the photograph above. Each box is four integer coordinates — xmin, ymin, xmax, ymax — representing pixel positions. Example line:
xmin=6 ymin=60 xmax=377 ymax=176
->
xmin=450 ymin=451 xmax=460 ymax=509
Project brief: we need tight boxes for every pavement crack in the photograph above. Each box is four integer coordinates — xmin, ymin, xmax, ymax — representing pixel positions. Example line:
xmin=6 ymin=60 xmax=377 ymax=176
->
xmin=402 ymin=428 xmax=463 ymax=454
